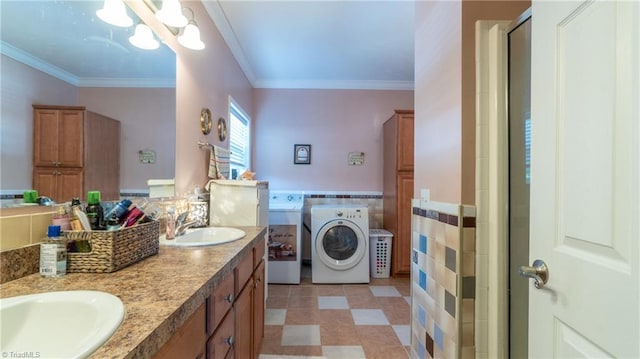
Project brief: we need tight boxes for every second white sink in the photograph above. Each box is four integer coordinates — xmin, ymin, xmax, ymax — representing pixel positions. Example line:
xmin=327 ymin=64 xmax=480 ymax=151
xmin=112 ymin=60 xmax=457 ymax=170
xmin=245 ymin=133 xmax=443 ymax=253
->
xmin=160 ymin=227 xmax=246 ymax=247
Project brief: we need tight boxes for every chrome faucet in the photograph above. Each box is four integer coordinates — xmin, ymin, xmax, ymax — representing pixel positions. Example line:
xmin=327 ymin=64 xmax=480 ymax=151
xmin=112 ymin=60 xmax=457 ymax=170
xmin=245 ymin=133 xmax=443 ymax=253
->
xmin=175 ymin=211 xmax=198 ymax=237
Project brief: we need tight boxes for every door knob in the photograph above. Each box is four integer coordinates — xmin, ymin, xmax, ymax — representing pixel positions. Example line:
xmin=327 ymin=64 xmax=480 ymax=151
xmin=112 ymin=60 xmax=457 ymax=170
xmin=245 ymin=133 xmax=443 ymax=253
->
xmin=519 ymin=259 xmax=549 ymax=289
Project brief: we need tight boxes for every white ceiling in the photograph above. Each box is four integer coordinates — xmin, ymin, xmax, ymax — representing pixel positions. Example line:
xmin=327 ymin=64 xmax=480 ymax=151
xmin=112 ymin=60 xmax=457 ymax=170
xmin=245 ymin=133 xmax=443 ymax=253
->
xmin=0 ymin=0 xmax=414 ymax=90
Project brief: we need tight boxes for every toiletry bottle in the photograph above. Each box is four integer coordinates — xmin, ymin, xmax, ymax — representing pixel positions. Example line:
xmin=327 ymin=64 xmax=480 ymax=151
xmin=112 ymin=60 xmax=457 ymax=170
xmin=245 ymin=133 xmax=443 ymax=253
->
xmin=104 ymin=199 xmax=132 ymax=224
xmin=133 ymin=199 xmax=161 ymax=225
xmin=106 ymin=213 xmax=120 ymax=231
xmin=69 ymin=206 xmax=83 ymax=231
xmin=85 ymin=191 xmax=104 ymax=230
xmin=122 ymin=204 xmax=144 ymax=228
xmin=52 ymin=205 xmax=71 ymax=231
xmin=40 ymin=225 xmax=67 ymax=277
xmin=166 ymin=206 xmax=176 ymax=239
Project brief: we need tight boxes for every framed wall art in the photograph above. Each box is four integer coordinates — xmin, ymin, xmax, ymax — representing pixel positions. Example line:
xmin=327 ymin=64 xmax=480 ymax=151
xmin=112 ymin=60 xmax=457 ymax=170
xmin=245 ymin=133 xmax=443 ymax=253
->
xmin=294 ymin=144 xmax=311 ymax=164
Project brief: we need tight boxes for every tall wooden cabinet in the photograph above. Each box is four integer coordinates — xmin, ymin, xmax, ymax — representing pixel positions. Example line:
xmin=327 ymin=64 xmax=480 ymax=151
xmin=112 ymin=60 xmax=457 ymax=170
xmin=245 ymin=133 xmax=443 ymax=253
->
xmin=32 ymin=105 xmax=120 ymax=202
xmin=383 ymin=110 xmax=414 ymax=276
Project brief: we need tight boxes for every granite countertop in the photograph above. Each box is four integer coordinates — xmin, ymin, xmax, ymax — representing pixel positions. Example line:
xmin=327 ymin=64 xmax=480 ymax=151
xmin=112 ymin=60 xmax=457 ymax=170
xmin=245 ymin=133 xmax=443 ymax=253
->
xmin=0 ymin=226 xmax=266 ymax=359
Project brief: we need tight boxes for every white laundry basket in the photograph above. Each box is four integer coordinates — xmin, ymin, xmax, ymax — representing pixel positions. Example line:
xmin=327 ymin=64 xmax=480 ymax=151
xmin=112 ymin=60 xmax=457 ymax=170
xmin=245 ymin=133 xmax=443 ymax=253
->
xmin=369 ymin=229 xmax=394 ymax=278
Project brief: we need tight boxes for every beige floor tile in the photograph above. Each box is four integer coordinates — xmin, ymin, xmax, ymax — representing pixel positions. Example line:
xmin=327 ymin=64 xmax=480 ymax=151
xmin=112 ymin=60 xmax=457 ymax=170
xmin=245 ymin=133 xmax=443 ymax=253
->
xmin=320 ymin=324 xmax=361 ymax=345
xmin=362 ymin=344 xmax=409 ymax=359
xmin=268 ymin=284 xmax=293 ymax=297
xmin=288 ymin=295 xmax=318 ymax=308
xmin=267 ymin=296 xmax=289 ymax=309
xmin=317 ymin=284 xmax=346 ymax=296
xmin=291 ymin=285 xmax=319 ymax=297
xmin=285 ymin=308 xmax=320 ymax=325
xmin=317 ymin=309 xmax=354 ymax=326
xmin=356 ymin=326 xmax=402 ymax=347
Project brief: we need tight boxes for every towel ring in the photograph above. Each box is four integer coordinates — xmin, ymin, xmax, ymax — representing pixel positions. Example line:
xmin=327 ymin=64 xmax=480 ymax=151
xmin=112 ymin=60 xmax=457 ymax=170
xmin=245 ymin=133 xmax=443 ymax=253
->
xmin=217 ymin=117 xmax=227 ymax=141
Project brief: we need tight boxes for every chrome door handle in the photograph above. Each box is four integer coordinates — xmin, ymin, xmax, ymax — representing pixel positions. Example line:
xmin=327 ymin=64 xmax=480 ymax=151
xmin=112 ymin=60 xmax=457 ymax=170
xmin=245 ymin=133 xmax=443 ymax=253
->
xmin=519 ymin=259 xmax=549 ymax=289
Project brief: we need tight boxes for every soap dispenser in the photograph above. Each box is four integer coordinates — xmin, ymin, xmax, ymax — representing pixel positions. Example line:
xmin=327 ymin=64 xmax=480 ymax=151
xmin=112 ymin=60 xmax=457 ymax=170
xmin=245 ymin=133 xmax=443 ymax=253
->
xmin=166 ymin=206 xmax=176 ymax=240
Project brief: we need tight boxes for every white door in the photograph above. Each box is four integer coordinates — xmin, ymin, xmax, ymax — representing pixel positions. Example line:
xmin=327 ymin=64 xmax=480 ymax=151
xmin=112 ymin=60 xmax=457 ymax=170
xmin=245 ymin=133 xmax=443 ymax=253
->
xmin=528 ymin=1 xmax=639 ymax=357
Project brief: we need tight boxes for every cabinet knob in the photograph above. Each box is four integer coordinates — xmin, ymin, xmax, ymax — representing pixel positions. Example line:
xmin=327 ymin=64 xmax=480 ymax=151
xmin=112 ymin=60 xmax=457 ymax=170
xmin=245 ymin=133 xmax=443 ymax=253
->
xmin=224 ymin=336 xmax=234 ymax=346
xmin=224 ymin=293 xmax=234 ymax=303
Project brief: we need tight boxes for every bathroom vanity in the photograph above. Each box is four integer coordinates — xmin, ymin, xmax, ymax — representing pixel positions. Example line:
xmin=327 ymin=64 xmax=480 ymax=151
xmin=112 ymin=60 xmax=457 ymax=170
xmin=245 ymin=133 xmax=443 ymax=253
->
xmin=0 ymin=226 xmax=267 ymax=358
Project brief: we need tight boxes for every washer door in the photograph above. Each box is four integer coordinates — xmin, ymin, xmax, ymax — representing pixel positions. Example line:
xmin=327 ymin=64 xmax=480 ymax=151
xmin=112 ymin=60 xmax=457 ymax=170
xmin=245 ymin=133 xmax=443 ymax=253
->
xmin=315 ymin=219 xmax=367 ymax=270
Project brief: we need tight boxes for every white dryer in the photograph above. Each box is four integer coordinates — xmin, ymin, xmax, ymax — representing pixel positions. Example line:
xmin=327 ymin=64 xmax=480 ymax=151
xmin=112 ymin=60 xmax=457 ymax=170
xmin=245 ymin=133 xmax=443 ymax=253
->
xmin=311 ymin=205 xmax=370 ymax=283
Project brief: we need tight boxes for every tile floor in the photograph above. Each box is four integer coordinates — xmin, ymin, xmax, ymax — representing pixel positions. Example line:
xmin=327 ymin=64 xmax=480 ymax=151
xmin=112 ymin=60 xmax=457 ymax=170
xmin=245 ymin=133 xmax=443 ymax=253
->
xmin=258 ymin=265 xmax=411 ymax=359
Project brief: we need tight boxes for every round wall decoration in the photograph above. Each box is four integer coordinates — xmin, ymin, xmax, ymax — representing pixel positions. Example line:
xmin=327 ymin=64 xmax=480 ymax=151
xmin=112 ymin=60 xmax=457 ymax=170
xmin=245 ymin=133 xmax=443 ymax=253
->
xmin=200 ymin=108 xmax=212 ymax=135
xmin=217 ymin=117 xmax=227 ymax=141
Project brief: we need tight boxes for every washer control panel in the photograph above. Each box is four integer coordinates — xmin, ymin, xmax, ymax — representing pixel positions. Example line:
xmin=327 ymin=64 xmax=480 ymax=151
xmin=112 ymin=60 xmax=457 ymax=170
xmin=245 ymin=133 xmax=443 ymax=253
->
xmin=336 ymin=209 xmax=365 ymax=219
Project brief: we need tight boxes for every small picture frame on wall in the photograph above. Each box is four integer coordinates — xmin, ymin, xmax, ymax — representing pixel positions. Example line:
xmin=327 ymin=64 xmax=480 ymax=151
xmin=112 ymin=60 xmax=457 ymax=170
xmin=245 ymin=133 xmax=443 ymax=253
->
xmin=294 ymin=144 xmax=311 ymax=165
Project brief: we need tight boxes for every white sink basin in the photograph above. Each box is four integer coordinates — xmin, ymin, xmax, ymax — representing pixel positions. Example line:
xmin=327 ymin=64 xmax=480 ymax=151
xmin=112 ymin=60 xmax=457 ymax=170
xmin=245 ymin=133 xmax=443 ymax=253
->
xmin=160 ymin=227 xmax=246 ymax=247
xmin=0 ymin=290 xmax=124 ymax=358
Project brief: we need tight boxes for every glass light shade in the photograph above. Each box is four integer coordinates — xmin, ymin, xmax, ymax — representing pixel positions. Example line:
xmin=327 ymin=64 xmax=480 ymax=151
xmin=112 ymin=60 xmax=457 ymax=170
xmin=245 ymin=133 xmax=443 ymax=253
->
xmin=178 ymin=22 xmax=205 ymax=50
xmin=156 ymin=0 xmax=188 ymax=28
xmin=96 ymin=0 xmax=133 ymax=27
xmin=129 ymin=23 xmax=159 ymax=50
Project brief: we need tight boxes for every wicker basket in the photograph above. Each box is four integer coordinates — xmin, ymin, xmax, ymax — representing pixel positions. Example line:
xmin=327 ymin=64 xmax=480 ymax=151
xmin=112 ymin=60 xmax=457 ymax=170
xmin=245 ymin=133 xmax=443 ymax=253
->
xmin=64 ymin=220 xmax=160 ymax=273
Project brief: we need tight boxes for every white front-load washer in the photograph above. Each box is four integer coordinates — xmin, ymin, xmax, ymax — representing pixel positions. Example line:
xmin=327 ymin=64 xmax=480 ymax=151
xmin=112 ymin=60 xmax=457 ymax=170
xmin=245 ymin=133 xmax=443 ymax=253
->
xmin=311 ymin=204 xmax=370 ymax=283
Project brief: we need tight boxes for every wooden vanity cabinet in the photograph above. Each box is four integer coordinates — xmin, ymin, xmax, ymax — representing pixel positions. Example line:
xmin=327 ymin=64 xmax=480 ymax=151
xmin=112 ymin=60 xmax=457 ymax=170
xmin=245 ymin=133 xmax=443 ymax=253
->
xmin=152 ymin=303 xmax=206 ymax=359
xmin=206 ymin=272 xmax=235 ymax=359
xmin=32 ymin=105 xmax=120 ymax=202
xmin=383 ymin=110 xmax=415 ymax=276
xmin=234 ymin=238 xmax=266 ymax=359
xmin=155 ymin=237 xmax=266 ymax=359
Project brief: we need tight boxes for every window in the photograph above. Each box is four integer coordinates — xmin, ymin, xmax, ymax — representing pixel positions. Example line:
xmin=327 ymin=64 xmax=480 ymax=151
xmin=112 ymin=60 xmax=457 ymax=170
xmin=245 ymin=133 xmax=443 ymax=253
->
xmin=229 ymin=98 xmax=250 ymax=178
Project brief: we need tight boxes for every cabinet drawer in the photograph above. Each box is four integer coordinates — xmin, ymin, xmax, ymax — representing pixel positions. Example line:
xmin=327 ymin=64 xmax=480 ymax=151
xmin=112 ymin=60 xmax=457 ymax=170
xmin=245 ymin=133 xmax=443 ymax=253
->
xmin=207 ymin=310 xmax=235 ymax=359
xmin=153 ymin=303 xmax=205 ymax=359
xmin=235 ymin=251 xmax=253 ymax=295
xmin=253 ymin=237 xmax=266 ymax=268
xmin=208 ymin=272 xmax=235 ymax=335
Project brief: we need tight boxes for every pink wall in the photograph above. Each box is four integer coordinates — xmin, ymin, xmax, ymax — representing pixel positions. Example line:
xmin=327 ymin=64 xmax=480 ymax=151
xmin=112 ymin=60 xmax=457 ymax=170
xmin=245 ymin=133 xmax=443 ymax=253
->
xmin=253 ymin=89 xmax=414 ymax=191
xmin=0 ymin=56 xmax=78 ymax=192
xmin=78 ymin=87 xmax=176 ymax=191
xmin=414 ymin=1 xmax=463 ymax=203
xmin=170 ymin=1 xmax=254 ymax=195
xmin=414 ymin=0 xmax=529 ymax=204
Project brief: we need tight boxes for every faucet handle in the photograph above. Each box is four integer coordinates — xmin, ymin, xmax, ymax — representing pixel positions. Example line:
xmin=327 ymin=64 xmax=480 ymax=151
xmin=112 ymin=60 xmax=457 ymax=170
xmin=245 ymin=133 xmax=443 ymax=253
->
xmin=175 ymin=211 xmax=190 ymax=224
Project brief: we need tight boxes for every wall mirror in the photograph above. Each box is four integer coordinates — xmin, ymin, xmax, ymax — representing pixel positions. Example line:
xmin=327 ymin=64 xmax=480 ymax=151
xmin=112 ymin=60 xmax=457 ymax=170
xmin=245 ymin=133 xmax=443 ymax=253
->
xmin=0 ymin=0 xmax=177 ymax=208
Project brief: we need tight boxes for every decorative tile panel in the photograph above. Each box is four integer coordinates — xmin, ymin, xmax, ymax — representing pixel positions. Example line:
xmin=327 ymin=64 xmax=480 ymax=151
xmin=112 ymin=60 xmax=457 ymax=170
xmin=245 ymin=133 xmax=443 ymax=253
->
xmin=410 ymin=200 xmax=476 ymax=358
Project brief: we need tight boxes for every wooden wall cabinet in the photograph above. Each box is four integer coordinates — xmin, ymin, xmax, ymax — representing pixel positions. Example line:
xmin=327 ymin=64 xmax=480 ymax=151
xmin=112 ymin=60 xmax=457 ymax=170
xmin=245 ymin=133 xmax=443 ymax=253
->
xmin=383 ymin=110 xmax=414 ymax=276
xmin=32 ymin=105 xmax=120 ymax=202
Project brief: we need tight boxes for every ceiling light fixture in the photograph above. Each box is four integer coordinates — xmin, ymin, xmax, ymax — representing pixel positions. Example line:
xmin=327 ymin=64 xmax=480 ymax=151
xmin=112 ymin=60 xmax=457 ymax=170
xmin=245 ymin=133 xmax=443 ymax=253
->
xmin=129 ymin=23 xmax=160 ymax=50
xmin=156 ymin=0 xmax=188 ymax=28
xmin=96 ymin=0 xmax=133 ymax=27
xmin=177 ymin=8 xmax=205 ymax=50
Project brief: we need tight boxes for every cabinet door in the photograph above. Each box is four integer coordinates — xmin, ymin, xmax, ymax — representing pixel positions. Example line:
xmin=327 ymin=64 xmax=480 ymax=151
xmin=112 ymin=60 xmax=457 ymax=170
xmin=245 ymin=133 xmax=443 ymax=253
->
xmin=153 ymin=304 xmax=206 ymax=359
xmin=57 ymin=110 xmax=84 ymax=167
xmin=33 ymin=167 xmax=82 ymax=203
xmin=393 ymin=173 xmax=414 ymax=275
xmin=396 ymin=114 xmax=414 ymax=171
xmin=32 ymin=167 xmax=58 ymax=199
xmin=234 ymin=281 xmax=253 ymax=359
xmin=33 ymin=109 xmax=60 ymax=167
xmin=57 ymin=168 xmax=83 ymax=202
xmin=252 ymin=261 xmax=265 ymax=358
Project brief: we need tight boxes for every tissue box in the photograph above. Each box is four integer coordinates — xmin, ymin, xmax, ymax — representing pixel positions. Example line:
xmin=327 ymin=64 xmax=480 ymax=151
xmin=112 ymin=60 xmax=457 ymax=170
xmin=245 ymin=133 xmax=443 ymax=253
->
xmin=147 ymin=179 xmax=175 ymax=198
